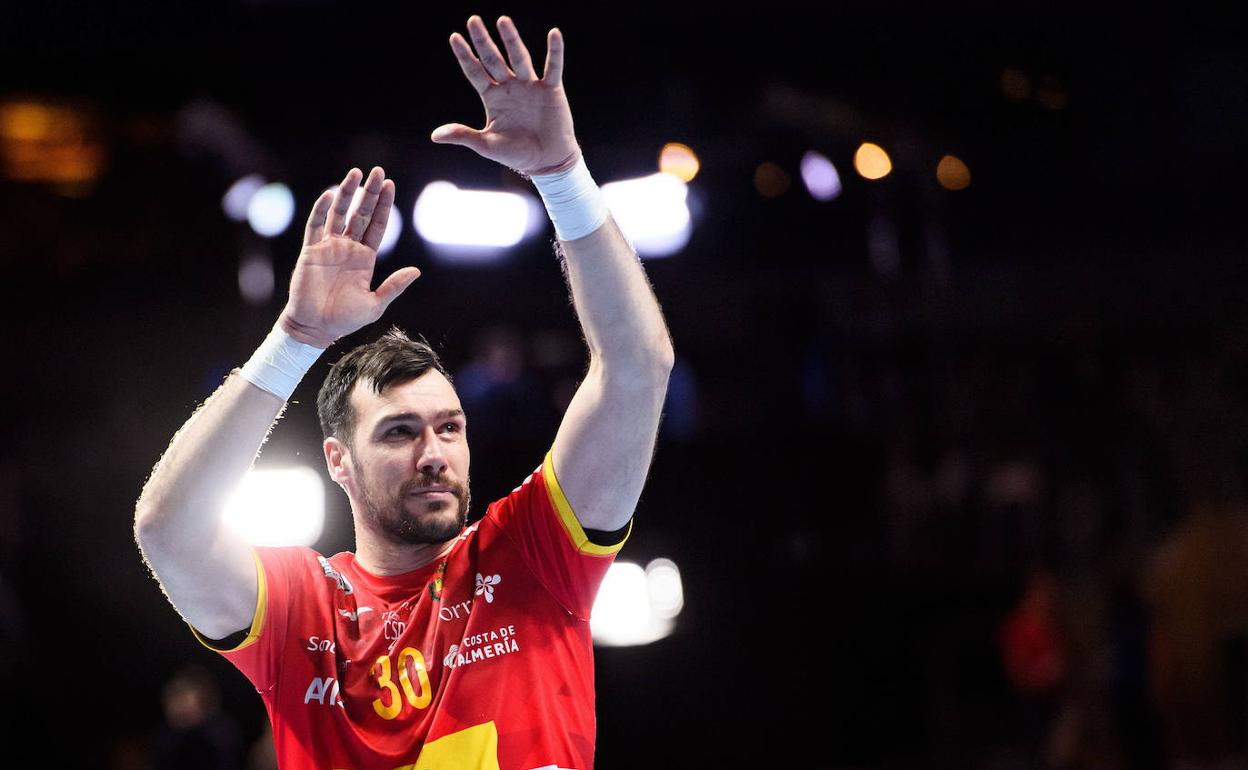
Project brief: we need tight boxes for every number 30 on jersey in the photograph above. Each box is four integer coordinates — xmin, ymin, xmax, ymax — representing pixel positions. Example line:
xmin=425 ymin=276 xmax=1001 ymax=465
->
xmin=372 ymin=647 xmax=432 ymax=720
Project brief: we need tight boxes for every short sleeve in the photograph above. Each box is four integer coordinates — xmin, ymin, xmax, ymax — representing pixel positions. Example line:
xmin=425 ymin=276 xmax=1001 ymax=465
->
xmin=188 ymin=545 xmax=303 ymax=693
xmin=485 ymin=448 xmax=631 ymax=620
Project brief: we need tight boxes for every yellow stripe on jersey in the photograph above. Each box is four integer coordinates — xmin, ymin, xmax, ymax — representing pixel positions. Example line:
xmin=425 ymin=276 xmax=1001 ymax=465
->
xmin=543 ymin=447 xmax=631 ymax=556
xmin=189 ymin=546 xmax=268 ymax=652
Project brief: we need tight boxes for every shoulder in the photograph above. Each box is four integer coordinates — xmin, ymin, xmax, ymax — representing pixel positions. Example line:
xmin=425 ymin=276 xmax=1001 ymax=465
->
xmin=252 ymin=545 xmax=336 ymax=588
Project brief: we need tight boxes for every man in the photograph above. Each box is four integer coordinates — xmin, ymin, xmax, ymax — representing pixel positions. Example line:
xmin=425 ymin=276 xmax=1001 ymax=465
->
xmin=134 ymin=15 xmax=673 ymax=770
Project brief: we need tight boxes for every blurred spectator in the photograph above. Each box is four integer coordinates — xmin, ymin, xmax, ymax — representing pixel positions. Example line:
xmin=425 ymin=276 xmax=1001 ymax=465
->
xmin=1145 ymin=504 xmax=1248 ymax=769
xmin=1000 ymin=572 xmax=1065 ymax=697
xmin=151 ymin=665 xmax=243 ymax=770
xmin=454 ymin=327 xmax=552 ymax=445
xmin=246 ymin=724 xmax=277 ymax=770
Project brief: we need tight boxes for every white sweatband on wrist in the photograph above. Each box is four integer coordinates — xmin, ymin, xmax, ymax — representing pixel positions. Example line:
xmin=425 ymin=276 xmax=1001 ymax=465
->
xmin=531 ymin=156 xmax=609 ymax=242
xmin=239 ymin=324 xmax=325 ymax=401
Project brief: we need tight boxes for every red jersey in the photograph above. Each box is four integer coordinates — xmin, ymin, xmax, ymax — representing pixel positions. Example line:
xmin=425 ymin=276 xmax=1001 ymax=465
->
xmin=191 ymin=450 xmax=628 ymax=770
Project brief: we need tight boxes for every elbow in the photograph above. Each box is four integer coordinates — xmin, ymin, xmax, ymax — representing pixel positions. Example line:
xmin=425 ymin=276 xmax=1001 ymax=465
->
xmin=134 ymin=495 xmax=175 ymax=551
xmin=651 ymin=335 xmax=676 ymax=373
xmin=639 ymin=334 xmax=676 ymax=375
xmin=133 ymin=504 xmax=161 ymax=549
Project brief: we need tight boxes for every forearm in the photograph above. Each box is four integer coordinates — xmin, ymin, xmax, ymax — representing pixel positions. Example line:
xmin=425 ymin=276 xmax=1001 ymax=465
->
xmin=134 ymin=372 xmax=285 ymax=548
xmin=557 ymin=216 xmax=674 ymax=373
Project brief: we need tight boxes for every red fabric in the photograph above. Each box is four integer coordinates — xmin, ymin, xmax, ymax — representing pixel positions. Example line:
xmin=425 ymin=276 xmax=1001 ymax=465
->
xmin=207 ymin=458 xmax=620 ymax=770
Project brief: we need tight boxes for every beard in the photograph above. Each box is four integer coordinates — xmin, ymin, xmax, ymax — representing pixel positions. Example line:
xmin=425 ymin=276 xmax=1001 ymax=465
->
xmin=356 ymin=464 xmax=472 ymax=546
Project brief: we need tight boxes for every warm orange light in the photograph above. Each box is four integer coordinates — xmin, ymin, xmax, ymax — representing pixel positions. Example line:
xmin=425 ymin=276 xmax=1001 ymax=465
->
xmin=0 ymin=100 xmax=105 ymax=185
xmin=854 ymin=142 xmax=892 ymax=180
xmin=936 ymin=154 xmax=971 ymax=191
xmin=659 ymin=142 xmax=700 ymax=182
xmin=753 ymin=162 xmax=790 ymax=197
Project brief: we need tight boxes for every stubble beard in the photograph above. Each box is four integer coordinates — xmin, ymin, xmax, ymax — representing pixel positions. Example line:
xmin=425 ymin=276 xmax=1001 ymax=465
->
xmin=357 ymin=464 xmax=471 ymax=546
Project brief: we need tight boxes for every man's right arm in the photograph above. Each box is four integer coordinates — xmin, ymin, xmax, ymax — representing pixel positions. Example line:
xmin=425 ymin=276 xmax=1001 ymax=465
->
xmin=133 ymin=374 xmax=285 ymax=639
xmin=134 ymin=166 xmax=420 ymax=640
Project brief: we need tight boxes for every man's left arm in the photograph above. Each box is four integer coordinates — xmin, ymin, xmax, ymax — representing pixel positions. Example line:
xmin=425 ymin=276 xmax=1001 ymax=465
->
xmin=547 ymin=216 xmax=673 ymax=533
xmin=433 ymin=14 xmax=674 ymax=534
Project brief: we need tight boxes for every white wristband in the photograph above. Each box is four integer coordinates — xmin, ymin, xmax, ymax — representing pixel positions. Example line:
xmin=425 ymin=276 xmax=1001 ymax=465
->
xmin=531 ymin=156 xmax=609 ymax=242
xmin=239 ymin=324 xmax=325 ymax=401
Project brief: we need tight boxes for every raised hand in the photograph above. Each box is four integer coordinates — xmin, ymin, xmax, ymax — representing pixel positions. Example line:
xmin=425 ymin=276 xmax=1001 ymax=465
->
xmin=278 ymin=167 xmax=420 ymax=349
xmin=431 ymin=15 xmax=580 ymax=177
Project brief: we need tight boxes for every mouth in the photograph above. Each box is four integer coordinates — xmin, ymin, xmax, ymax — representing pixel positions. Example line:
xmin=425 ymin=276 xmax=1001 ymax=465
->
xmin=408 ymin=488 xmax=453 ymax=497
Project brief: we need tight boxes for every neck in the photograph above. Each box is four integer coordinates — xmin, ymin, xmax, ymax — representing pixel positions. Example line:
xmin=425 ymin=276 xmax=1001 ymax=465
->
xmin=351 ymin=522 xmax=457 ymax=575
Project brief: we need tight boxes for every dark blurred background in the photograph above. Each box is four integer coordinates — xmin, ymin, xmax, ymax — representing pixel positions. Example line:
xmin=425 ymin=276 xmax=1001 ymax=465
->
xmin=3 ymin=1 xmax=1248 ymax=768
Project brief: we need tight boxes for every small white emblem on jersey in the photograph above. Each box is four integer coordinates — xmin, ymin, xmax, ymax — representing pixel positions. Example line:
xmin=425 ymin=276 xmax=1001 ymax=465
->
xmin=337 ymin=606 xmax=373 ymax=621
xmin=317 ymin=556 xmax=354 ymax=594
xmin=443 ymin=644 xmax=460 ymax=667
xmin=475 ymin=572 xmax=502 ymax=603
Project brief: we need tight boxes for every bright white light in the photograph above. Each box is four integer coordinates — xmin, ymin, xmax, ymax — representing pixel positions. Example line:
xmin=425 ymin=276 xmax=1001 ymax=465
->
xmin=801 ymin=151 xmax=842 ymax=201
xmin=601 ymin=173 xmax=691 ymax=258
xmin=413 ymin=181 xmax=530 ymax=253
xmin=247 ymin=182 xmax=296 ymax=237
xmin=222 ymin=467 xmax=325 ymax=547
xmin=238 ymin=251 xmax=274 ymax=305
xmin=590 ymin=559 xmax=680 ymax=647
xmin=646 ymin=558 xmax=684 ymax=619
xmin=379 ymin=205 xmax=402 ymax=256
xmin=223 ymin=174 xmax=265 ymax=221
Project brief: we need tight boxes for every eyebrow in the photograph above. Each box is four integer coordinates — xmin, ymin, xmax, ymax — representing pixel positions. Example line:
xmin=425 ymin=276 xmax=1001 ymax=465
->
xmin=374 ymin=409 xmax=466 ymax=429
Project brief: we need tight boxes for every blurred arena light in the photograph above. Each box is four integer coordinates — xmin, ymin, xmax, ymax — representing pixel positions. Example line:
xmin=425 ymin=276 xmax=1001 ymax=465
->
xmin=342 ymin=186 xmax=403 ymax=256
xmin=247 ymin=182 xmax=296 ymax=237
xmin=0 ymin=99 xmax=105 ymax=187
xmin=754 ymin=161 xmax=790 ymax=198
xmin=659 ymin=142 xmax=700 ymax=182
xmin=590 ymin=558 xmax=683 ymax=647
xmin=238 ymin=250 xmax=275 ymax=305
xmin=601 ymin=173 xmax=691 ymax=258
xmin=413 ymin=182 xmax=531 ymax=263
xmin=854 ymin=142 xmax=892 ymax=180
xmin=800 ymin=150 xmax=842 ymax=201
xmin=379 ymin=205 xmax=402 ymax=256
xmin=936 ymin=154 xmax=972 ymax=191
xmin=222 ymin=467 xmax=324 ymax=547
xmin=222 ymin=174 xmax=265 ymax=222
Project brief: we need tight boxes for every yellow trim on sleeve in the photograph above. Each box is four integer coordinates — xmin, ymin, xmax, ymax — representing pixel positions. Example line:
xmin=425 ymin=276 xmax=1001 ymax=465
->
xmin=542 ymin=448 xmax=631 ymax=556
xmin=190 ymin=546 xmax=268 ymax=653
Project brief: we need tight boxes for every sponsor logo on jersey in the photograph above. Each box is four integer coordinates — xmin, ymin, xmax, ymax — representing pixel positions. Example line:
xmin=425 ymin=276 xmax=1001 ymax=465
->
xmin=443 ymin=624 xmax=520 ymax=669
xmin=383 ymin=609 xmax=406 ymax=641
xmin=306 ymin=636 xmax=337 ymax=653
xmin=303 ymin=676 xmax=345 ymax=707
xmin=317 ymin=556 xmax=354 ymax=594
xmin=337 ymin=606 xmax=373 ymax=621
xmin=438 ymin=597 xmax=473 ymax=621
xmin=475 ymin=572 xmax=502 ymax=603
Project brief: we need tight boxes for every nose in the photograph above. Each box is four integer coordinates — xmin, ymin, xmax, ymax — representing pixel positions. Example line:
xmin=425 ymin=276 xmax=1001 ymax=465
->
xmin=416 ymin=425 xmax=449 ymax=477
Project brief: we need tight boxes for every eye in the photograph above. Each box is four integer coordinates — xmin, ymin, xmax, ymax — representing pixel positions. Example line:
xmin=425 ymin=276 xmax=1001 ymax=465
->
xmin=386 ymin=425 xmax=414 ymax=437
xmin=440 ymin=422 xmax=462 ymax=434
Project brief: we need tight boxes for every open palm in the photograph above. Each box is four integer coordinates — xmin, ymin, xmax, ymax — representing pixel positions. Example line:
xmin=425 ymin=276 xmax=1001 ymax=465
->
xmin=431 ymin=15 xmax=580 ymax=177
xmin=279 ymin=168 xmax=420 ymax=349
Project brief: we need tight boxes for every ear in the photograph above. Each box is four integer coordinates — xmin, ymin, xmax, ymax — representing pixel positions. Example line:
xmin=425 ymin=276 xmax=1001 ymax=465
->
xmin=323 ymin=437 xmax=354 ymax=492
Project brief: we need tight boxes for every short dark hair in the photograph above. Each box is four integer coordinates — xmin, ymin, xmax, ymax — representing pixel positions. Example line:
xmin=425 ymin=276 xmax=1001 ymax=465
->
xmin=317 ymin=327 xmax=454 ymax=450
